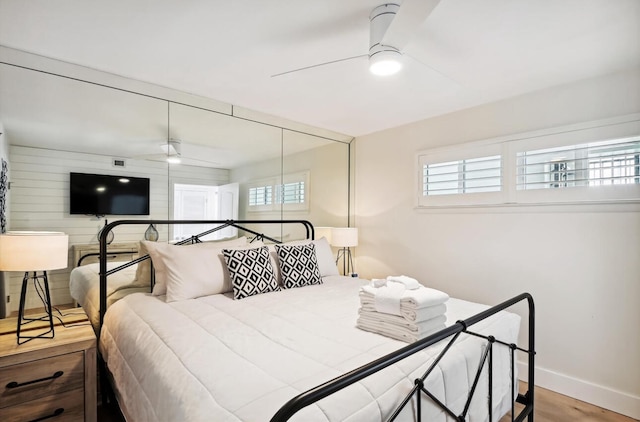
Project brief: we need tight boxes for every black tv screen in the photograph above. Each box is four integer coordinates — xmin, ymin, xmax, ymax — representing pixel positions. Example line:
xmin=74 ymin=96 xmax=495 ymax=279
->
xmin=70 ymin=172 xmax=150 ymax=216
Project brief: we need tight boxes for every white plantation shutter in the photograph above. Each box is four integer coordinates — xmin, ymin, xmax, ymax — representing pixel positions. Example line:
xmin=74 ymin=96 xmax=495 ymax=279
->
xmin=516 ymin=138 xmax=640 ymax=190
xmin=277 ymin=181 xmax=305 ymax=204
xmin=418 ymin=144 xmax=504 ymax=206
xmin=423 ymin=155 xmax=502 ymax=196
xmin=249 ymin=185 xmax=273 ymax=206
xmin=417 ymin=115 xmax=640 ymax=207
xmin=248 ymin=172 xmax=309 ymax=211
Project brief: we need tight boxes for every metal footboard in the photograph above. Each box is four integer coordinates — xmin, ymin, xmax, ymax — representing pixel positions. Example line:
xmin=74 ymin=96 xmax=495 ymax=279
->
xmin=94 ymin=220 xmax=534 ymax=421
xmin=271 ymin=293 xmax=535 ymax=422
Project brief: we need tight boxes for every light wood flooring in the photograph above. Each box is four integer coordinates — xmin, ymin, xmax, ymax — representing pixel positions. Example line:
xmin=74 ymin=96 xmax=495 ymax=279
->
xmin=98 ymin=384 xmax=637 ymax=421
xmin=500 ymin=383 xmax=637 ymax=422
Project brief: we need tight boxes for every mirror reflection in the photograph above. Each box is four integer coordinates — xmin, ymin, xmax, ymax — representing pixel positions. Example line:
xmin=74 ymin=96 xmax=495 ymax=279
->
xmin=0 ymin=59 xmax=351 ymax=248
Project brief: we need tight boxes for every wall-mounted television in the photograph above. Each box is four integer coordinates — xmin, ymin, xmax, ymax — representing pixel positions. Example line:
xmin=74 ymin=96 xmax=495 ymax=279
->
xmin=70 ymin=172 xmax=150 ymax=216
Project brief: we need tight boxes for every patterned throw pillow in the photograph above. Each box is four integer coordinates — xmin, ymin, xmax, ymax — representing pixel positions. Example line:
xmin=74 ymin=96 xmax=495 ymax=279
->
xmin=275 ymin=243 xmax=322 ymax=289
xmin=223 ymin=246 xmax=280 ymax=300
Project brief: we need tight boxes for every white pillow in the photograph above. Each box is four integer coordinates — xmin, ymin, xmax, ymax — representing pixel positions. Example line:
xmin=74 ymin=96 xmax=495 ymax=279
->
xmin=285 ymin=237 xmax=339 ymax=277
xmin=267 ymin=244 xmax=281 ymax=285
xmin=145 ymin=240 xmax=264 ymax=302
xmin=139 ymin=236 xmax=248 ymax=296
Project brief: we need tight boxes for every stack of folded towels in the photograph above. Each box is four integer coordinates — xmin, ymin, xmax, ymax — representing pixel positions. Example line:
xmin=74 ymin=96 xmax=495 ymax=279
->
xmin=357 ymin=275 xmax=449 ymax=343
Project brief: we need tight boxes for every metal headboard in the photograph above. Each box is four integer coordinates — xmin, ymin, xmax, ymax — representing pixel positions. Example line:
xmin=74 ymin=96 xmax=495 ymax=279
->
xmin=97 ymin=219 xmax=314 ymax=334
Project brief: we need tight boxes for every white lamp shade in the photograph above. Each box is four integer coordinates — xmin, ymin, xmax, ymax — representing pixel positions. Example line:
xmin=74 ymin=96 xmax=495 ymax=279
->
xmin=331 ymin=227 xmax=358 ymax=247
xmin=0 ymin=232 xmax=69 ymax=271
xmin=315 ymin=227 xmax=333 ymax=243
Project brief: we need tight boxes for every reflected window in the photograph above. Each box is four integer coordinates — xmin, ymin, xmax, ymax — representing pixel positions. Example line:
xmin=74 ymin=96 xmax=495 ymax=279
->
xmin=249 ymin=185 xmax=273 ymax=206
xmin=278 ymin=181 xmax=305 ymax=204
xmin=247 ymin=172 xmax=309 ymax=212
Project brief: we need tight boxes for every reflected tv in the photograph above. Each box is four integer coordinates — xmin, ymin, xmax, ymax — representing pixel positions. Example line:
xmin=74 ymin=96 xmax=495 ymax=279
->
xmin=70 ymin=172 xmax=150 ymax=216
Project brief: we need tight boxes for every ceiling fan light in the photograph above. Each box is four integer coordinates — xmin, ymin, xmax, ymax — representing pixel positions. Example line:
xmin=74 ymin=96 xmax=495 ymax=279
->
xmin=166 ymin=156 xmax=181 ymax=164
xmin=369 ymin=50 xmax=402 ymax=76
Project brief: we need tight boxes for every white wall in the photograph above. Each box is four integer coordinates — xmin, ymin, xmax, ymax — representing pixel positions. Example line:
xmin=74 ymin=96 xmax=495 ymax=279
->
xmin=353 ymin=68 xmax=640 ymax=418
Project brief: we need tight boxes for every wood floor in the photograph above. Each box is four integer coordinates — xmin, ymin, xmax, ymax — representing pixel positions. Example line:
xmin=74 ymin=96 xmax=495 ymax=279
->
xmin=98 ymin=384 xmax=637 ymax=421
xmin=500 ymin=383 xmax=637 ymax=422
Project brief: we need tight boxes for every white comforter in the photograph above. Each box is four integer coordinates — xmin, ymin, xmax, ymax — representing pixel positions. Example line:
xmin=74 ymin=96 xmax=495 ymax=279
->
xmin=69 ymin=262 xmax=149 ymax=330
xmin=100 ymin=277 xmax=521 ymax=422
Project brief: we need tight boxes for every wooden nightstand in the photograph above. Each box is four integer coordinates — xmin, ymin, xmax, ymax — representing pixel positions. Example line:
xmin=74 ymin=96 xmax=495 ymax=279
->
xmin=72 ymin=242 xmax=139 ymax=267
xmin=0 ymin=311 xmax=97 ymax=422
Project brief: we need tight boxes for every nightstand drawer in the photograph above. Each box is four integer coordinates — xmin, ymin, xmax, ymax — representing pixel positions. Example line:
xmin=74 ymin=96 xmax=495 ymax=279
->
xmin=1 ymin=387 xmax=84 ymax=422
xmin=0 ymin=351 xmax=84 ymax=408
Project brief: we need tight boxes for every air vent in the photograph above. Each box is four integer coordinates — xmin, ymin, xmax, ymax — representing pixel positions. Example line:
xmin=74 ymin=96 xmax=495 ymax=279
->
xmin=113 ymin=159 xmax=126 ymax=168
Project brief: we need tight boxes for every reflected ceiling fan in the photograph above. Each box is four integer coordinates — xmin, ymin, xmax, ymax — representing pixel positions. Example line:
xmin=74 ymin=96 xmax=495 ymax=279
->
xmin=272 ymin=0 xmax=442 ymax=78
xmin=134 ymin=139 xmax=221 ymax=167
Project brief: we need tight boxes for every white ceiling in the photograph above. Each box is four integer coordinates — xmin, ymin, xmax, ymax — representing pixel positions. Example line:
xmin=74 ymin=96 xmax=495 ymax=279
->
xmin=0 ymin=0 xmax=639 ymax=137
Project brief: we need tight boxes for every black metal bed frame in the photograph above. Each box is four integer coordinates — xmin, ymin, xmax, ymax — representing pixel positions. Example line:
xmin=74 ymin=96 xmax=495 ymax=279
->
xmin=97 ymin=219 xmax=314 ymax=330
xmin=271 ymin=292 xmax=535 ymax=422
xmin=94 ymin=219 xmax=535 ymax=422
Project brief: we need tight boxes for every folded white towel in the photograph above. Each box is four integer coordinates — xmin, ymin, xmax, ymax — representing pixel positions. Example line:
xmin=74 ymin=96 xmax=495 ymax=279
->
xmin=360 ymin=285 xmax=449 ymax=313
xmin=386 ymin=275 xmax=421 ymax=290
xmin=356 ymin=314 xmax=447 ymax=343
xmin=372 ymin=282 xmax=406 ymax=315
xmin=358 ymin=308 xmax=446 ymax=329
xmin=359 ymin=301 xmax=446 ymax=323
xmin=401 ymin=286 xmax=449 ymax=309
xmin=371 ymin=278 xmax=387 ymax=288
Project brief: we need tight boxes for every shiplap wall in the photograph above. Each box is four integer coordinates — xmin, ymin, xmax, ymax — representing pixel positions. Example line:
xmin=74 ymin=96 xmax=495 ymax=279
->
xmin=7 ymin=145 xmax=229 ymax=311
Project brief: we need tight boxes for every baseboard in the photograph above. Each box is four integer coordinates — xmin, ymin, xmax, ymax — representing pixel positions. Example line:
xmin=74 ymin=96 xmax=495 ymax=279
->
xmin=517 ymin=361 xmax=640 ymax=420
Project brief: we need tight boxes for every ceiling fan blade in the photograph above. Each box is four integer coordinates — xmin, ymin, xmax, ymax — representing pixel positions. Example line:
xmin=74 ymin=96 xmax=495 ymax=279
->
xmin=381 ymin=0 xmax=441 ymax=51
xmin=271 ymin=54 xmax=367 ymax=78
xmin=405 ymin=53 xmax=461 ymax=87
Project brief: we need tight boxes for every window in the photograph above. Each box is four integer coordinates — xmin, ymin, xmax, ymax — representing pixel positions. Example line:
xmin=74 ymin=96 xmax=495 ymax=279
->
xmin=249 ymin=185 xmax=273 ymax=206
xmin=418 ymin=144 xmax=503 ymax=206
xmin=423 ymin=155 xmax=501 ymax=196
xmin=278 ymin=180 xmax=305 ymax=204
xmin=588 ymin=141 xmax=639 ymax=186
xmin=416 ymin=115 xmax=640 ymax=207
xmin=247 ymin=172 xmax=309 ymax=212
xmin=516 ymin=138 xmax=640 ymax=190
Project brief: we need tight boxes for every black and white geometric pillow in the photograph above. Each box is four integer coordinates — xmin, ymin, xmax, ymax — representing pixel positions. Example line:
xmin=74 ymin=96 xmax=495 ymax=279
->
xmin=223 ymin=246 xmax=280 ymax=300
xmin=275 ymin=243 xmax=322 ymax=289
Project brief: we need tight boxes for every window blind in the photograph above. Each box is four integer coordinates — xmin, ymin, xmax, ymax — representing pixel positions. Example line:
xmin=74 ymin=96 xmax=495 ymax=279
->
xmin=277 ymin=181 xmax=305 ymax=204
xmin=423 ymin=155 xmax=502 ymax=196
xmin=248 ymin=185 xmax=272 ymax=206
xmin=516 ymin=137 xmax=640 ymax=190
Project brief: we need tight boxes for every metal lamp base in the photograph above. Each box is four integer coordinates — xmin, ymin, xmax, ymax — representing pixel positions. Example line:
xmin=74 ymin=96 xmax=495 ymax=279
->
xmin=16 ymin=271 xmax=55 ymax=345
xmin=336 ymin=247 xmax=357 ymax=277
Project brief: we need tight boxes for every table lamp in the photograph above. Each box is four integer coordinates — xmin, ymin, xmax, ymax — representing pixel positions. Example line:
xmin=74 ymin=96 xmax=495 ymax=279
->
xmin=331 ymin=227 xmax=358 ymax=277
xmin=0 ymin=231 xmax=69 ymax=344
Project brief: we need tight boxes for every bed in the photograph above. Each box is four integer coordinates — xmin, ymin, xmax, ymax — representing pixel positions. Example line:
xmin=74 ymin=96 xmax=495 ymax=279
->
xmin=70 ymin=219 xmax=535 ymax=422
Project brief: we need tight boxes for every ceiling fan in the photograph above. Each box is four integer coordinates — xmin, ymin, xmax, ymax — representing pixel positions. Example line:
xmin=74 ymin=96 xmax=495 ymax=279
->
xmin=272 ymin=0 xmax=442 ymax=78
xmin=133 ymin=139 xmax=221 ymax=167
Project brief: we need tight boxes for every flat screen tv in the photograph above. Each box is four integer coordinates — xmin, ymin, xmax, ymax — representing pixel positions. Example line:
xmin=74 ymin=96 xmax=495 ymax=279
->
xmin=70 ymin=172 xmax=150 ymax=216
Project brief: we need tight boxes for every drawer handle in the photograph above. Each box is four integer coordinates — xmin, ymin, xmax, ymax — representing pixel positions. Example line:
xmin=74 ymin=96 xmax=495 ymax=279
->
xmin=29 ymin=408 xmax=64 ymax=422
xmin=6 ymin=370 xmax=64 ymax=389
